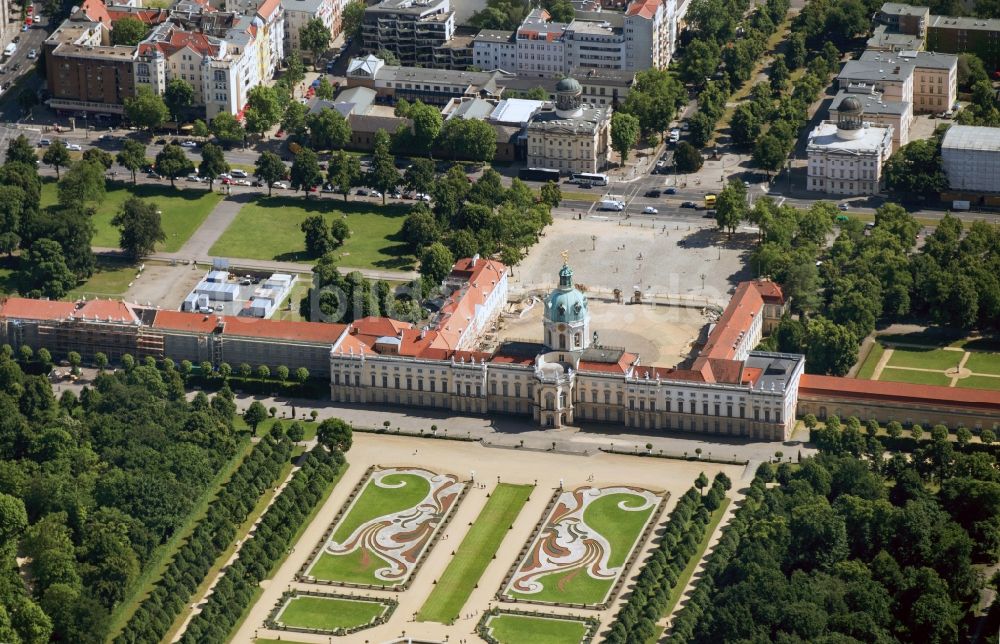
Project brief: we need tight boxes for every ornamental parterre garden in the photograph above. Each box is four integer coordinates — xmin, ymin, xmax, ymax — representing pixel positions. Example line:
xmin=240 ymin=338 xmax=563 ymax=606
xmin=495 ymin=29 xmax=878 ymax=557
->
xmin=234 ymin=436 xmax=741 ymax=643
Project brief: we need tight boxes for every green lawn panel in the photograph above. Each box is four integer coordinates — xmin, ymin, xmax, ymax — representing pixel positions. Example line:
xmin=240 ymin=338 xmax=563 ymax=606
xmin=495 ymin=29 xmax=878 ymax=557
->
xmin=581 ymin=492 xmax=655 ymax=568
xmin=487 ymin=615 xmax=588 ymax=644
xmin=308 ymin=549 xmax=394 ymax=585
xmin=878 ymin=367 xmax=953 ymax=387
xmin=508 ymin=569 xmax=613 ymax=605
xmin=955 ymin=375 xmax=1000 ymax=391
xmin=855 ymin=342 xmax=885 ymax=379
xmin=885 ymin=347 xmax=962 ymax=371
xmin=963 ymin=352 xmax=1000 ymax=376
xmin=277 ymin=596 xmax=384 ymax=630
xmin=331 ymin=473 xmax=430 ymax=542
xmin=417 ymin=483 xmax=532 ymax=623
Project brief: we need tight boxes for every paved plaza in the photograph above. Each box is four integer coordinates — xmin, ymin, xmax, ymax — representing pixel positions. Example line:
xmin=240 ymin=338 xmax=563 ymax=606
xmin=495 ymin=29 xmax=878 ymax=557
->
xmin=513 ymin=217 xmax=755 ymax=307
xmin=235 ymin=433 xmax=745 ymax=643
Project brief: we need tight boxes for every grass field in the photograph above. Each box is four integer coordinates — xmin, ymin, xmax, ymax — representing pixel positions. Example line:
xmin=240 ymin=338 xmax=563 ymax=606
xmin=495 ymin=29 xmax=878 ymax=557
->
xmin=209 ymin=197 xmax=414 ymax=269
xmin=855 ymin=342 xmax=884 ymax=379
xmin=878 ymin=367 xmax=953 ymax=387
xmin=963 ymin=352 xmax=1000 ymax=376
xmin=885 ymin=346 xmax=963 ymax=371
xmin=956 ymin=375 xmax=1000 ymax=391
xmin=276 ymin=595 xmax=387 ymax=631
xmin=40 ymin=180 xmax=221 ymax=251
xmin=507 ymin=488 xmax=658 ymax=605
xmin=485 ymin=614 xmax=588 ymax=644
xmin=417 ymin=484 xmax=533 ymax=623
xmin=272 ymin=277 xmax=312 ymax=322
xmin=67 ymin=257 xmax=138 ymax=299
xmin=308 ymin=471 xmax=432 ymax=584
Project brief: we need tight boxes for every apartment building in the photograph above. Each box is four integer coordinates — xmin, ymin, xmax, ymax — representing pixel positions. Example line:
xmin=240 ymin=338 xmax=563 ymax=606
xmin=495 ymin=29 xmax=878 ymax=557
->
xmin=360 ymin=0 xmax=455 ymax=67
xmin=473 ymin=0 xmax=676 ymax=79
xmin=876 ymin=2 xmax=1000 ymax=70
xmin=282 ymin=0 xmax=339 ymax=56
xmin=859 ymin=49 xmax=957 ymax=114
xmin=44 ymin=20 xmax=138 ymax=114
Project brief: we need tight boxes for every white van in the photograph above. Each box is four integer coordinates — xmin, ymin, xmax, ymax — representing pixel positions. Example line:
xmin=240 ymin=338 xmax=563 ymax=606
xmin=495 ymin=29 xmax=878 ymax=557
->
xmin=598 ymin=199 xmax=625 ymax=211
xmin=3 ymin=43 xmax=16 ymax=58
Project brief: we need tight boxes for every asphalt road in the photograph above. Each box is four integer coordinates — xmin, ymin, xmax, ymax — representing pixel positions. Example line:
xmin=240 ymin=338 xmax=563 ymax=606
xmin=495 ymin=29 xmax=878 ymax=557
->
xmin=0 ymin=7 xmax=48 ymax=119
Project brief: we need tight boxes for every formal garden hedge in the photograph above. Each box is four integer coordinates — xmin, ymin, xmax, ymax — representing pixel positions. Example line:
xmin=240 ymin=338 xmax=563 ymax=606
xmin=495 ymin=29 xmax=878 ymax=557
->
xmin=667 ymin=474 xmax=764 ymax=641
xmin=113 ymin=435 xmax=294 ymax=644
xmin=602 ymin=473 xmax=732 ymax=643
xmin=179 ymin=445 xmax=346 ymax=643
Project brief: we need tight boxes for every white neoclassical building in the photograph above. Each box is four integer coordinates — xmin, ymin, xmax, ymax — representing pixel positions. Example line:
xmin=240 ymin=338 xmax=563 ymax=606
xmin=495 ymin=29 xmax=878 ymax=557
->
xmin=807 ymin=96 xmax=894 ymax=196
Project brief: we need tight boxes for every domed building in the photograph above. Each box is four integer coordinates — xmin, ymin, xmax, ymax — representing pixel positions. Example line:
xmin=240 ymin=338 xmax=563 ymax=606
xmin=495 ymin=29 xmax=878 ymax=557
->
xmin=806 ymin=91 xmax=893 ymax=196
xmin=525 ymin=76 xmax=611 ymax=175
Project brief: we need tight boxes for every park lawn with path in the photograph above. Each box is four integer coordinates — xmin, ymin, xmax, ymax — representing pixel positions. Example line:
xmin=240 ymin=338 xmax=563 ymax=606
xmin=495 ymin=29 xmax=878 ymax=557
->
xmin=486 ymin=614 xmax=589 ymax=644
xmin=878 ymin=367 xmax=953 ymax=387
xmin=276 ymin=595 xmax=387 ymax=631
xmin=307 ymin=471 xmax=431 ymax=584
xmin=962 ymin=351 xmax=1000 ymax=376
xmin=417 ymin=483 xmax=533 ymax=623
xmin=507 ymin=490 xmax=657 ymax=605
xmin=66 ymin=257 xmax=138 ymax=299
xmin=41 ymin=180 xmax=221 ymax=251
xmin=885 ymin=346 xmax=962 ymax=371
xmin=855 ymin=342 xmax=884 ymax=380
xmin=209 ymin=196 xmax=414 ymax=269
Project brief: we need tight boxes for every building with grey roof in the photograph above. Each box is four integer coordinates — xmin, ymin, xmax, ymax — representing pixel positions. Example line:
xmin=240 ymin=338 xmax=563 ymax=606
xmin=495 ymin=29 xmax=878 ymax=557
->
xmin=830 ymin=85 xmax=911 ymax=150
xmin=345 ymin=54 xmax=511 ymax=106
xmin=858 ymin=48 xmax=957 ymax=114
xmin=867 ymin=24 xmax=923 ymax=52
xmin=941 ymin=125 xmax=1000 ymax=193
xmin=807 ymin=97 xmax=894 ymax=196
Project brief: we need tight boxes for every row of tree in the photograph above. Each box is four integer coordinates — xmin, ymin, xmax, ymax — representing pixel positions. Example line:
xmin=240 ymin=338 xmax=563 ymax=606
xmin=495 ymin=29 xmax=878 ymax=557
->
xmin=680 ymin=0 xmax=790 ymax=149
xmin=180 ymin=433 xmax=349 ymax=643
xmin=603 ymin=473 xmax=731 ymax=643
xmin=678 ymin=448 xmax=996 ymax=642
xmin=114 ymin=433 xmax=294 ymax=643
xmin=306 ymin=253 xmax=424 ymax=324
xmin=0 ymin=348 xmax=250 ymax=641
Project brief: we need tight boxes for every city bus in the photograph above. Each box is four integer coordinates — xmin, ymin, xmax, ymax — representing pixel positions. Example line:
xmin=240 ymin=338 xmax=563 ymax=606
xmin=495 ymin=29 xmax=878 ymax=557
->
xmin=572 ymin=172 xmax=609 ymax=186
xmin=518 ymin=167 xmax=561 ymax=182
xmin=704 ymin=193 xmax=717 ymax=209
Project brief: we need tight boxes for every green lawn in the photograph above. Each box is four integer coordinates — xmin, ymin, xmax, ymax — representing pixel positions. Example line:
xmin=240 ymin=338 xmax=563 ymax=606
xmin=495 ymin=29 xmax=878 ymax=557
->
xmin=209 ymin=196 xmax=414 ymax=269
xmin=307 ymin=471 xmax=431 ymax=584
xmin=417 ymin=484 xmax=532 ymax=623
xmin=41 ymin=180 xmax=221 ymax=252
xmin=878 ymin=367 xmax=953 ymax=387
xmin=964 ymin=351 xmax=1000 ymax=376
xmin=956 ymin=375 xmax=1000 ymax=391
xmin=66 ymin=257 xmax=138 ymax=299
xmin=253 ymin=418 xmax=320 ymax=441
xmin=856 ymin=342 xmax=885 ymax=380
xmin=0 ymin=258 xmax=18 ymax=294
xmin=507 ymin=490 xmax=658 ymax=605
xmin=277 ymin=595 xmax=386 ymax=631
xmin=272 ymin=277 xmax=312 ymax=322
xmin=486 ymin=614 xmax=588 ymax=644
xmin=885 ymin=346 xmax=962 ymax=371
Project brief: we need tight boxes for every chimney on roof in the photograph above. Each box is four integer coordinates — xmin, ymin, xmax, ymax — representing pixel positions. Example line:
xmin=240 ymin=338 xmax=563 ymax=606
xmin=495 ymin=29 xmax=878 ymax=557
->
xmin=471 ymin=253 xmax=479 ymax=267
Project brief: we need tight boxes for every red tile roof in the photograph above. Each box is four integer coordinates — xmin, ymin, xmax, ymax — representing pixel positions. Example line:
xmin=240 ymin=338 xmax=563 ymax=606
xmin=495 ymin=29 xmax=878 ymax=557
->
xmin=700 ymin=281 xmax=764 ymax=361
xmin=153 ymin=310 xmax=348 ymax=344
xmin=138 ymin=29 xmax=219 ymax=57
xmin=579 ymin=351 xmax=637 ymax=374
xmin=0 ymin=297 xmax=77 ymax=321
xmin=626 ymin=0 xmax=659 ymax=18
xmin=257 ymin=0 xmax=281 ymax=19
xmin=76 ymin=300 xmax=140 ymax=324
xmin=799 ymin=375 xmax=1000 ymax=411
xmin=80 ymin=0 xmax=111 ymax=26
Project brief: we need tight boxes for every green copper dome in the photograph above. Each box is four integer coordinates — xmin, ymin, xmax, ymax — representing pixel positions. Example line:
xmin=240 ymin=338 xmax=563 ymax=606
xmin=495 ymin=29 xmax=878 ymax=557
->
xmin=556 ymin=77 xmax=581 ymax=94
xmin=545 ymin=263 xmax=588 ymax=323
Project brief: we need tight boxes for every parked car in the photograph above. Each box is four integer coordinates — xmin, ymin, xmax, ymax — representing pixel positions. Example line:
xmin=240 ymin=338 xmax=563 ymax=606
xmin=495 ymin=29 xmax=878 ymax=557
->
xmin=644 ymin=189 xmax=661 ymax=198
xmin=369 ymin=190 xmax=382 ymax=198
xmin=273 ymin=181 xmax=290 ymax=189
xmin=838 ymin=203 xmax=849 ymax=211
xmin=37 ymin=138 xmax=51 ymax=146
xmin=66 ymin=143 xmax=82 ymax=151
xmin=705 ymin=209 xmax=717 ymax=218
xmin=664 ymin=187 xmax=677 ymax=194
xmin=26 ymin=49 xmax=36 ymax=59
xmin=186 ymin=173 xmax=203 ymax=182
xmin=220 ymin=177 xmax=232 ymax=185
xmin=355 ymin=188 xmax=368 ymax=196
xmin=218 ymin=173 xmax=232 ymax=181
xmin=321 ymin=184 xmax=337 ymax=193
xmin=146 ymin=172 xmax=161 ymax=179
xmin=643 ymin=206 xmax=659 ymax=214
xmin=416 ymin=193 xmax=431 ymax=202
xmin=680 ymin=201 xmax=696 ymax=208
xmin=180 ymin=140 xmax=198 ymax=148
xmin=230 ymin=169 xmax=248 ymax=178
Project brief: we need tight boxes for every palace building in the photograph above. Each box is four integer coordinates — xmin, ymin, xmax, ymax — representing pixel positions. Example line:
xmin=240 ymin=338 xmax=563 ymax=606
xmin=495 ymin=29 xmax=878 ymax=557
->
xmin=2 ymin=258 xmax=999 ymax=439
